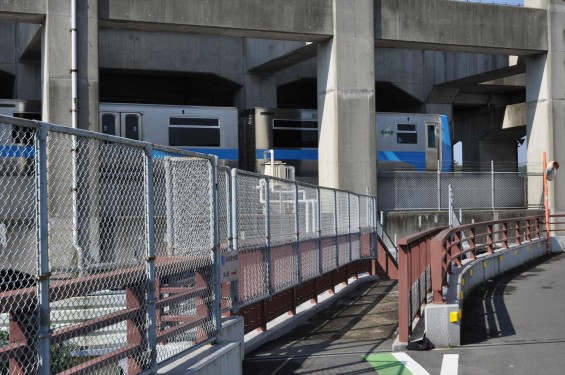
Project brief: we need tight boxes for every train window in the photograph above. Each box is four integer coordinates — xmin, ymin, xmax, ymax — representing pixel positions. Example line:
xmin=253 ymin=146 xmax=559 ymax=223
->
xmin=170 ymin=118 xmax=219 ymax=127
xmin=101 ymin=114 xmax=117 ymax=135
xmin=169 ymin=128 xmax=221 ymax=147
xmin=273 ymin=129 xmax=318 ymax=148
xmin=273 ymin=120 xmax=318 ymax=129
xmin=169 ymin=117 xmax=221 ymax=147
xmin=396 ymin=123 xmax=417 ymax=144
xmin=124 ymin=114 xmax=140 ymax=140
xmin=427 ymin=125 xmax=436 ymax=148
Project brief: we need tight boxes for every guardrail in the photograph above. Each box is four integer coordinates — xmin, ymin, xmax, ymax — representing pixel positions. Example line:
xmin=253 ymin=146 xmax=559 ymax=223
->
xmin=397 ymin=215 xmax=544 ymax=343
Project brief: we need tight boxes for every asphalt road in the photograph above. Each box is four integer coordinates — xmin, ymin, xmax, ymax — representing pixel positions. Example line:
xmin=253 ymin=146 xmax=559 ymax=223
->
xmin=242 ymin=254 xmax=565 ymax=375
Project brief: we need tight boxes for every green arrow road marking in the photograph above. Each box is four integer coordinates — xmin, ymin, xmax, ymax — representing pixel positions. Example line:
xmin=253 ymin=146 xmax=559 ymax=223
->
xmin=364 ymin=353 xmax=413 ymax=375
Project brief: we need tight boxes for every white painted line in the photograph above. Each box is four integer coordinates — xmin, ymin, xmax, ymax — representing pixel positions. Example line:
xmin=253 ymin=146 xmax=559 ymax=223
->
xmin=440 ymin=354 xmax=459 ymax=375
xmin=392 ymin=352 xmax=431 ymax=375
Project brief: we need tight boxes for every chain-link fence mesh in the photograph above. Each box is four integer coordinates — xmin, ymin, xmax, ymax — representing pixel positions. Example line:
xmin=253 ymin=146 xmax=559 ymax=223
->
xmin=378 ymin=170 xmax=529 ymax=211
xmin=0 ymin=115 xmax=381 ymax=373
xmin=0 ymin=119 xmax=39 ymax=374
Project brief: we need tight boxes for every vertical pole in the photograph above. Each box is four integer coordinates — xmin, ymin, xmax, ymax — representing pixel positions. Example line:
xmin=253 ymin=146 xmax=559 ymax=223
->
xmin=398 ymin=244 xmax=409 ymax=342
xmin=334 ymin=190 xmax=339 ymax=269
xmin=317 ymin=187 xmax=323 ymax=276
xmin=230 ymin=169 xmax=239 ymax=313
xmin=543 ymin=152 xmax=550 ymax=254
xmin=36 ymin=122 xmax=51 ymax=375
xmin=437 ymin=160 xmax=441 ymax=210
xmin=265 ymin=177 xmax=272 ymax=295
xmin=212 ymin=157 xmax=222 ymax=339
xmin=295 ymin=182 xmax=301 ymax=284
xmin=165 ymin=159 xmax=173 ymax=254
xmin=448 ymin=184 xmax=453 ymax=227
xmin=348 ymin=192 xmax=352 ymax=263
xmin=144 ymin=144 xmax=157 ymax=372
xmin=491 ymin=160 xmax=495 ymax=210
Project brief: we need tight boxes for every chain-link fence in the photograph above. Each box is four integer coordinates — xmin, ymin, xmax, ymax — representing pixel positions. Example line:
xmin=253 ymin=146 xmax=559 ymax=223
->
xmin=0 ymin=115 xmax=221 ymax=374
xmin=378 ymin=170 xmax=532 ymax=211
xmin=231 ymin=169 xmax=378 ymax=309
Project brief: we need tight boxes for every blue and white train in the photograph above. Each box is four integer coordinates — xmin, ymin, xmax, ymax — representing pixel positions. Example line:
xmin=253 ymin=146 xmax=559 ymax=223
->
xmin=0 ymin=100 xmax=452 ymax=182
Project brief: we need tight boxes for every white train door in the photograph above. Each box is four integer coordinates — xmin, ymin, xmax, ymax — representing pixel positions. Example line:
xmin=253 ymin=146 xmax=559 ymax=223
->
xmin=100 ymin=112 xmax=143 ymax=141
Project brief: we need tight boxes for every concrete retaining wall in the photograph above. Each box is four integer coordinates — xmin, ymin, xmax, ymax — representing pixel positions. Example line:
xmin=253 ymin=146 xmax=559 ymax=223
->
xmin=426 ymin=238 xmax=548 ymax=347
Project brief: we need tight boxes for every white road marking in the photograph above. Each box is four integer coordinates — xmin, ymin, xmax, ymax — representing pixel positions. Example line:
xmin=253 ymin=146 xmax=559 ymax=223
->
xmin=440 ymin=354 xmax=459 ymax=375
xmin=391 ymin=352 xmax=431 ymax=375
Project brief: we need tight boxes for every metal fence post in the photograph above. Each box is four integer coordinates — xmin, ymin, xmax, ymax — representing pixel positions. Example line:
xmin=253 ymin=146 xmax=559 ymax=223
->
xmin=317 ymin=187 xmax=323 ymax=276
xmin=36 ymin=122 xmax=51 ymax=375
xmin=491 ymin=160 xmax=495 ymax=210
xmin=230 ymin=169 xmax=239 ymax=313
xmin=448 ymin=184 xmax=453 ymax=227
xmin=265 ymin=177 xmax=272 ymax=294
xmin=143 ymin=144 xmax=157 ymax=372
xmin=437 ymin=160 xmax=441 ymax=210
xmin=212 ymin=156 xmax=222 ymax=340
xmin=295 ymin=182 xmax=301 ymax=283
xmin=334 ymin=190 xmax=339 ymax=269
xmin=348 ymin=192 xmax=352 ymax=262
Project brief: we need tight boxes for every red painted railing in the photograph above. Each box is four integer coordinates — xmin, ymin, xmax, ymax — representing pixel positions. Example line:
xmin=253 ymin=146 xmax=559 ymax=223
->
xmin=397 ymin=227 xmax=446 ymax=343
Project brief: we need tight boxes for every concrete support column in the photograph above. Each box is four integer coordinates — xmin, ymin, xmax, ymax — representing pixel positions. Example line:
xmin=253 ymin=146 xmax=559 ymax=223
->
xmin=317 ymin=0 xmax=375 ymax=194
xmin=236 ymin=38 xmax=277 ymax=109
xmin=42 ymin=0 xmax=98 ymax=130
xmin=525 ymin=0 xmax=565 ymax=210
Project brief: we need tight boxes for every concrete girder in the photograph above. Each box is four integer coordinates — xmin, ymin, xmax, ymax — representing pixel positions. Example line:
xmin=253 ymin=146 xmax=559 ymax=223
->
xmin=248 ymin=43 xmax=317 ymax=74
xmin=376 ymin=0 xmax=548 ymax=56
xmin=0 ymin=0 xmax=45 ymax=23
xmin=99 ymin=0 xmax=333 ymax=42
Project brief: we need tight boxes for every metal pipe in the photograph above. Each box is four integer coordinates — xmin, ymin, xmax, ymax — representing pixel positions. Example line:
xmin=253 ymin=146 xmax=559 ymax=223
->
xmin=491 ymin=160 xmax=495 ymax=210
xmin=230 ymin=168 xmax=240 ymax=313
xmin=37 ymin=123 xmax=51 ymax=375
xmin=212 ymin=156 xmax=222 ymax=341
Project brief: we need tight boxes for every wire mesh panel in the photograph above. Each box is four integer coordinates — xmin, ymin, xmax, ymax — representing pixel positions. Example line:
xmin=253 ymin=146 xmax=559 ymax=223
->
xmin=152 ymin=149 xmax=217 ymax=363
xmin=359 ymin=195 xmax=374 ymax=258
xmin=0 ymin=119 xmax=39 ymax=374
xmin=297 ymin=183 xmax=320 ymax=281
xmin=336 ymin=191 xmax=350 ymax=266
xmin=377 ymin=172 xmax=438 ymax=210
xmin=217 ymin=167 xmax=232 ymax=311
xmin=526 ymin=174 xmax=544 ymax=209
xmin=320 ymin=188 xmax=337 ymax=273
xmin=269 ymin=177 xmax=298 ymax=293
xmin=493 ymin=173 xmax=526 ymax=208
xmin=234 ymin=171 xmax=268 ymax=307
xmin=441 ymin=172 xmax=492 ymax=209
xmin=349 ymin=194 xmax=360 ymax=261
xmin=46 ymin=129 xmax=150 ymax=374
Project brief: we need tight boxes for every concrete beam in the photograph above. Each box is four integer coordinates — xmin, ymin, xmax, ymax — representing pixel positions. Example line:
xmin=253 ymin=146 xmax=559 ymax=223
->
xmin=454 ymin=93 xmax=510 ymax=106
xmin=248 ymin=43 xmax=317 ymax=74
xmin=376 ymin=0 xmax=548 ymax=55
xmin=99 ymin=0 xmax=333 ymax=42
xmin=0 ymin=0 xmax=45 ymax=23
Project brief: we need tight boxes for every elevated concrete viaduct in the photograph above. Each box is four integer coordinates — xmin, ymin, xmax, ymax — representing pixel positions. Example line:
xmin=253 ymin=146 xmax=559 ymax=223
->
xmin=0 ymin=0 xmax=560 ymax=206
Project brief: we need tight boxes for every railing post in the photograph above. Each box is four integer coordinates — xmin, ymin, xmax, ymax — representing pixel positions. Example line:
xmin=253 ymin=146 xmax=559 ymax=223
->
xmin=144 ymin=144 xmax=157 ymax=372
xmin=230 ymin=169 xmax=240 ymax=313
xmin=36 ymin=122 xmax=51 ymax=375
xmin=430 ymin=238 xmax=445 ymax=304
xmin=348 ymin=192 xmax=352 ymax=263
xmin=437 ymin=160 xmax=441 ymax=210
xmin=515 ymin=220 xmax=521 ymax=245
xmin=212 ymin=156 xmax=222 ymax=340
xmin=265 ymin=177 xmax=272 ymax=295
xmin=487 ymin=224 xmax=494 ymax=254
xmin=398 ymin=243 xmax=410 ymax=342
xmin=317 ymin=187 xmax=323 ymax=277
xmin=491 ymin=160 xmax=495 ymax=210
xmin=334 ymin=190 xmax=339 ymax=269
xmin=295 ymin=182 xmax=301 ymax=284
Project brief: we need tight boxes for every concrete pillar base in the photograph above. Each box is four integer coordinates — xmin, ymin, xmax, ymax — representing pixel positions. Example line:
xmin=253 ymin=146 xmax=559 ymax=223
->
xmin=424 ymin=303 xmax=460 ymax=348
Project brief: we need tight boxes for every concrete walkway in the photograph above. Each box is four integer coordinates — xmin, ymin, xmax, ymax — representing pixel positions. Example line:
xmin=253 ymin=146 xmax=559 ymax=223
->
xmin=243 ymin=254 xmax=565 ymax=374
xmin=243 ymin=280 xmax=399 ymax=374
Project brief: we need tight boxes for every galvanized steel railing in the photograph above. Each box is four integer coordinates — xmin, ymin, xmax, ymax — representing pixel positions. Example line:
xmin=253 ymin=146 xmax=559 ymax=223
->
xmin=0 ymin=114 xmax=386 ymax=373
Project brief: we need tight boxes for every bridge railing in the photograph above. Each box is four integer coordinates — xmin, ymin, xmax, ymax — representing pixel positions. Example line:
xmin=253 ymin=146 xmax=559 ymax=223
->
xmin=397 ymin=215 xmax=544 ymax=342
xmin=230 ymin=169 xmax=380 ymax=332
xmin=0 ymin=115 xmax=221 ymax=374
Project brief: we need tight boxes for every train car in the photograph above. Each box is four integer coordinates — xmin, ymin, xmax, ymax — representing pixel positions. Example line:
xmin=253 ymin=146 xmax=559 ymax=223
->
xmin=239 ymin=108 xmax=453 ymax=184
xmin=0 ymin=100 xmax=240 ymax=167
xmin=99 ymin=103 xmax=238 ymax=167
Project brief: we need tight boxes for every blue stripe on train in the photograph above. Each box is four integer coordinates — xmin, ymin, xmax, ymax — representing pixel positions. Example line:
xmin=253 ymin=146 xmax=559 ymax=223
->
xmin=256 ymin=149 xmax=318 ymax=160
xmin=0 ymin=145 xmax=35 ymax=158
xmin=377 ymin=151 xmax=426 ymax=171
